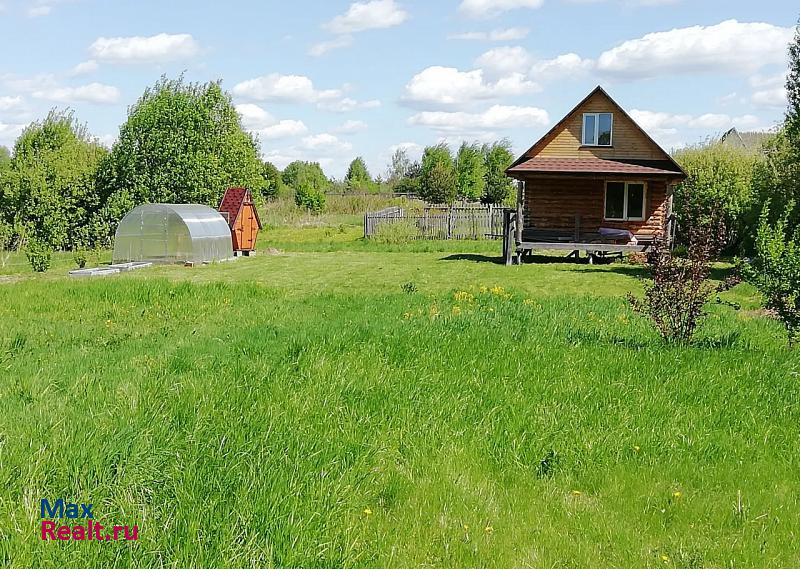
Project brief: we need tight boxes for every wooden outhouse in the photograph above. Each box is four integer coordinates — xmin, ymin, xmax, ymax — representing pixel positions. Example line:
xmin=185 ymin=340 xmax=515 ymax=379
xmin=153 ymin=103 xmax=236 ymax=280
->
xmin=504 ymin=86 xmax=687 ymax=264
xmin=218 ymin=188 xmax=262 ymax=255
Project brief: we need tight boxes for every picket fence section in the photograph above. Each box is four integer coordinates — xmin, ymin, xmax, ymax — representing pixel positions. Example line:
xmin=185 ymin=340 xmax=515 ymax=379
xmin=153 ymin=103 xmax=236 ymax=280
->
xmin=364 ymin=205 xmax=508 ymax=240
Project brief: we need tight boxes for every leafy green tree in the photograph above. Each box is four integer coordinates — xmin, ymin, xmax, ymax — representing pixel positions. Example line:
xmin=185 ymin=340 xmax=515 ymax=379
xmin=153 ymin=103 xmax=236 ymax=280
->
xmin=1 ymin=110 xmax=106 ymax=250
xmin=96 ymin=76 xmax=263 ymax=241
xmin=282 ymin=161 xmax=331 ymax=194
xmin=0 ymin=146 xmax=10 ymax=170
xmin=673 ymin=144 xmax=764 ymax=252
xmin=420 ymin=143 xmax=456 ymax=204
xmin=388 ymin=148 xmax=412 ymax=182
xmin=481 ymin=140 xmax=515 ymax=204
xmin=455 ymin=142 xmax=486 ymax=202
xmin=345 ymin=157 xmax=374 ymax=192
xmin=745 ymin=200 xmax=800 ymax=346
xmin=261 ymin=161 xmax=284 ymax=200
xmin=786 ymin=17 xmax=800 ymax=148
xmin=295 ymin=184 xmax=326 ymax=213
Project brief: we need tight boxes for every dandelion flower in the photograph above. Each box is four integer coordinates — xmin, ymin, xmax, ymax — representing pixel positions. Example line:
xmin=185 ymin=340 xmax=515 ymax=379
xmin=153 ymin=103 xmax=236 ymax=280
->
xmin=633 ymin=445 xmax=641 ymax=452
xmin=484 ymin=525 xmax=493 ymax=534
xmin=673 ymin=491 xmax=682 ymax=499
xmin=363 ymin=508 xmax=372 ymax=516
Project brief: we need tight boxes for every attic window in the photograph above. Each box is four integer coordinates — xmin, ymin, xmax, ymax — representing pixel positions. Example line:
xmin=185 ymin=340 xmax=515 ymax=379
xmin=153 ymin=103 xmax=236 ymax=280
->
xmin=583 ymin=113 xmax=613 ymax=146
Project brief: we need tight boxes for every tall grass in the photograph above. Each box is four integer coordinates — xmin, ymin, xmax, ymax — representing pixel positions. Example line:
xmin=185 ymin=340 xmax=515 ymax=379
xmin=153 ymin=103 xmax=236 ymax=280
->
xmin=0 ymin=269 xmax=798 ymax=567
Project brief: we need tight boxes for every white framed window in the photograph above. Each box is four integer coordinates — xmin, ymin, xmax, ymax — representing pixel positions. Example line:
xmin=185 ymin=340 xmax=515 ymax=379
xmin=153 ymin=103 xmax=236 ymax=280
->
xmin=604 ymin=181 xmax=646 ymax=221
xmin=582 ymin=113 xmax=613 ymax=146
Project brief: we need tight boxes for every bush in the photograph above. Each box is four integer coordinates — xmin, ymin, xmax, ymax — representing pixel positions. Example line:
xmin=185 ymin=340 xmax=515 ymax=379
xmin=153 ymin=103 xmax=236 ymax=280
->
xmin=628 ymin=221 xmax=731 ymax=343
xmin=73 ymin=249 xmax=88 ymax=269
xmin=744 ymin=201 xmax=800 ymax=346
xmin=26 ymin=239 xmax=52 ymax=272
xmin=294 ymin=184 xmax=326 ymax=214
xmin=374 ymin=220 xmax=420 ymax=244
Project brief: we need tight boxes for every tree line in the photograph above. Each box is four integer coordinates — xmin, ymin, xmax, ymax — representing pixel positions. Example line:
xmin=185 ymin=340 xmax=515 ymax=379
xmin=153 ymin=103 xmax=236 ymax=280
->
xmin=0 ymin=74 xmax=517 ymax=254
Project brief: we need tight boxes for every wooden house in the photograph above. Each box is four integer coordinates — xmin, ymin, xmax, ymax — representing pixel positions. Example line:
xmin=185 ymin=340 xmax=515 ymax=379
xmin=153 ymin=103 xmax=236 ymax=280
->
xmin=504 ymin=86 xmax=687 ymax=264
xmin=218 ymin=187 xmax=262 ymax=256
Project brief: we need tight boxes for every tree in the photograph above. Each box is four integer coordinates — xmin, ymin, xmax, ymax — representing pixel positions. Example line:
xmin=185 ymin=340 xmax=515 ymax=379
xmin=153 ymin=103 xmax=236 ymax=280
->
xmin=745 ymin=201 xmax=800 ymax=346
xmin=673 ymin=143 xmax=763 ymax=253
xmin=95 ymin=76 xmax=264 ymax=242
xmin=420 ymin=143 xmax=456 ymax=204
xmin=388 ymin=148 xmax=412 ymax=182
xmin=1 ymin=110 xmax=107 ymax=250
xmin=786 ymin=17 xmax=800 ymax=147
xmin=345 ymin=157 xmax=374 ymax=192
xmin=455 ymin=142 xmax=486 ymax=202
xmin=261 ymin=161 xmax=284 ymax=200
xmin=295 ymin=184 xmax=326 ymax=213
xmin=481 ymin=140 xmax=515 ymax=204
xmin=282 ymin=161 xmax=331 ymax=194
xmin=0 ymin=146 xmax=10 ymax=171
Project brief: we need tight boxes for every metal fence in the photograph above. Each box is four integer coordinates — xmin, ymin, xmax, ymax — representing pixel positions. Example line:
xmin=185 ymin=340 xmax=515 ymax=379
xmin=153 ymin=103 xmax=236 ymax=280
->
xmin=364 ymin=205 xmax=509 ymax=240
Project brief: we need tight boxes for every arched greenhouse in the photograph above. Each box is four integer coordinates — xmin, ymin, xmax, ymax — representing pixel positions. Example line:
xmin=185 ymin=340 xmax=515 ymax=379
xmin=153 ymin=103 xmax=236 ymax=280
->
xmin=113 ymin=204 xmax=234 ymax=264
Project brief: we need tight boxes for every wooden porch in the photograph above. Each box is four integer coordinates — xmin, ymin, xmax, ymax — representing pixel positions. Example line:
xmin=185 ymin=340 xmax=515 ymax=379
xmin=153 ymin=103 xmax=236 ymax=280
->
xmin=501 ymin=209 xmax=654 ymax=265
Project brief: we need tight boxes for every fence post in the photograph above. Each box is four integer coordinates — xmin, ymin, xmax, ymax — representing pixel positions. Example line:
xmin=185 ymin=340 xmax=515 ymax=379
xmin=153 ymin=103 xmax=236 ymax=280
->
xmin=447 ymin=206 xmax=453 ymax=240
xmin=503 ymin=209 xmax=515 ymax=266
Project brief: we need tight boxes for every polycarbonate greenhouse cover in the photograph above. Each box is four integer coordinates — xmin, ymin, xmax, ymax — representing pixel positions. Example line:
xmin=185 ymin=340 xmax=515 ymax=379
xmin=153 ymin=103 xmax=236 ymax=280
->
xmin=113 ymin=204 xmax=234 ymax=264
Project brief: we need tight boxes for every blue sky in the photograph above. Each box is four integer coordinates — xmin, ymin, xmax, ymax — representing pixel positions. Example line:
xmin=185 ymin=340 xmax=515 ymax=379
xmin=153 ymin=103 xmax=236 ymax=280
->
xmin=0 ymin=0 xmax=796 ymax=178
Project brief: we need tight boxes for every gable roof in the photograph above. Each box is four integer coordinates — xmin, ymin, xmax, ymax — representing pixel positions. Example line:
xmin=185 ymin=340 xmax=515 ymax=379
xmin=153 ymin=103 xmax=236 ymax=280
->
xmin=218 ymin=187 xmax=263 ymax=230
xmin=507 ymin=86 xmax=686 ymax=178
xmin=719 ymin=128 xmax=775 ymax=154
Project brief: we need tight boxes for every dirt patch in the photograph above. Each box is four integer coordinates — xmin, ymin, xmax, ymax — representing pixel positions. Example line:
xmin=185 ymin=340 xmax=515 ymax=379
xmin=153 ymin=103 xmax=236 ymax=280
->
xmin=740 ymin=308 xmax=777 ymax=320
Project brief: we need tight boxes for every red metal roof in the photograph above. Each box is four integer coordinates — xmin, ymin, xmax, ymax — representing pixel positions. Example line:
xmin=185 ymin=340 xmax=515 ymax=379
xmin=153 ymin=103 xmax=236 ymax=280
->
xmin=507 ymin=156 xmax=684 ymax=177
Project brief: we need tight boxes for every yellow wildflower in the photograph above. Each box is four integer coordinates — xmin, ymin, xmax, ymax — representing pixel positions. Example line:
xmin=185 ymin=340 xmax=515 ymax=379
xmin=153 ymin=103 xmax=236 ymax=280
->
xmin=452 ymin=305 xmax=462 ymax=316
xmin=484 ymin=525 xmax=493 ymax=534
xmin=403 ymin=312 xmax=414 ymax=320
xmin=571 ymin=490 xmax=582 ymax=496
xmin=633 ymin=445 xmax=641 ymax=452
xmin=661 ymin=554 xmax=670 ymax=563
xmin=454 ymin=291 xmax=474 ymax=302
xmin=479 ymin=286 xmax=488 ymax=294
xmin=673 ymin=491 xmax=682 ymax=499
xmin=363 ymin=508 xmax=372 ymax=516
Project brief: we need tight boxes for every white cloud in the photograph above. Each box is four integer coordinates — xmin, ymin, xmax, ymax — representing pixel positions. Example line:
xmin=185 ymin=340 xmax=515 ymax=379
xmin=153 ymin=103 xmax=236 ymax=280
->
xmin=750 ymin=73 xmax=788 ymax=109
xmin=597 ymin=20 xmax=794 ymax=78
xmin=236 ymin=103 xmax=308 ymax=140
xmin=0 ymin=121 xmax=25 ymax=146
xmin=475 ymin=46 xmax=533 ymax=77
xmin=531 ymin=53 xmax=594 ymax=80
xmin=89 ymin=33 xmax=201 ymax=64
xmin=459 ymin=0 xmax=544 ymax=19
xmin=318 ymin=97 xmax=381 ymax=113
xmin=301 ymin=133 xmax=353 ymax=153
xmin=32 ymin=83 xmax=120 ymax=104
xmin=260 ymin=120 xmax=309 ymax=139
xmin=70 ymin=60 xmax=98 ymax=75
xmin=476 ymin=47 xmax=594 ymax=82
xmin=236 ymin=103 xmax=276 ymax=129
xmin=630 ymin=109 xmax=761 ymax=137
xmin=0 ymin=95 xmax=24 ymax=111
xmin=233 ymin=74 xmax=378 ymax=113
xmin=233 ymin=74 xmax=341 ymax=103
xmin=324 ymin=0 xmax=408 ymax=34
xmin=403 ymin=65 xmax=539 ymax=107
xmin=409 ymin=104 xmax=549 ymax=134
xmin=309 ymin=35 xmax=354 ymax=57
xmin=333 ymin=119 xmax=369 ymax=133
xmin=448 ymin=27 xmax=529 ymax=41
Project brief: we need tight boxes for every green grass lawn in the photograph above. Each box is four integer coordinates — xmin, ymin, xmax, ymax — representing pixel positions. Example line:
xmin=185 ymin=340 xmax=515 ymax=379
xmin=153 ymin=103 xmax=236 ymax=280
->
xmin=1 ymin=226 xmax=798 ymax=568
